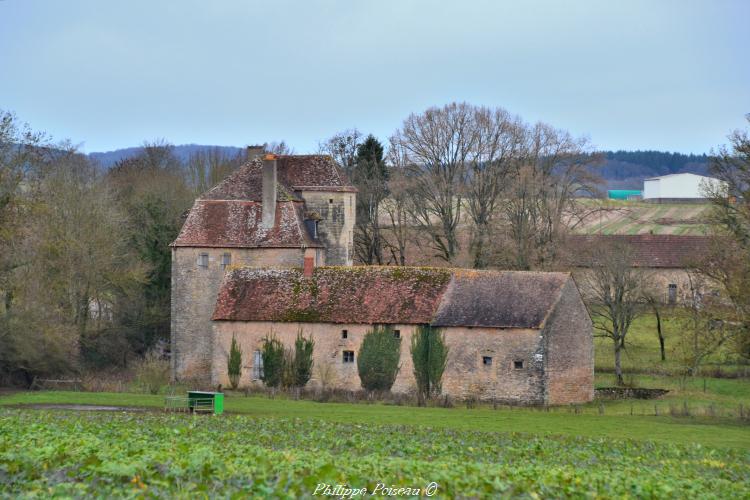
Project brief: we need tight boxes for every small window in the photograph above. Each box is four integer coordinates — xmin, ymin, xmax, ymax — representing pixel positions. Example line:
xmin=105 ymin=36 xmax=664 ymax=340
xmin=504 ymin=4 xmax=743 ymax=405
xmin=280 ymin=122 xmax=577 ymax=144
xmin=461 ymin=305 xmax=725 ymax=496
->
xmin=341 ymin=329 xmax=348 ymax=339
xmin=253 ymin=350 xmax=264 ymax=380
xmin=198 ymin=253 xmax=209 ymax=268
xmin=514 ymin=360 xmax=524 ymax=370
xmin=482 ymin=356 xmax=492 ymax=366
xmin=394 ymin=330 xmax=401 ymax=339
xmin=668 ymin=283 xmax=677 ymax=305
xmin=221 ymin=253 xmax=231 ymax=269
xmin=343 ymin=350 xmax=355 ymax=363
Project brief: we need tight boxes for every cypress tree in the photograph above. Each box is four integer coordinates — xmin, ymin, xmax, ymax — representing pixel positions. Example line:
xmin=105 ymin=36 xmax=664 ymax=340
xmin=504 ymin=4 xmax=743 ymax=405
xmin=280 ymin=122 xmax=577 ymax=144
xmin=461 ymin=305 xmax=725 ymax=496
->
xmin=411 ymin=325 xmax=448 ymax=403
xmin=260 ymin=335 xmax=284 ymax=388
xmin=226 ymin=334 xmax=243 ymax=389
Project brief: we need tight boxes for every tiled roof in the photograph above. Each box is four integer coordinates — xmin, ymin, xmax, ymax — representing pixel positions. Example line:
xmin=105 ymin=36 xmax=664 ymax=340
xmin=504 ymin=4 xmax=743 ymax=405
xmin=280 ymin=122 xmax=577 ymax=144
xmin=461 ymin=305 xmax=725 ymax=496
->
xmin=172 ymin=200 xmax=322 ymax=248
xmin=202 ymin=155 xmax=354 ymax=201
xmin=174 ymin=154 xmax=354 ymax=248
xmin=567 ymin=234 xmax=711 ymax=268
xmin=212 ymin=267 xmax=572 ymax=329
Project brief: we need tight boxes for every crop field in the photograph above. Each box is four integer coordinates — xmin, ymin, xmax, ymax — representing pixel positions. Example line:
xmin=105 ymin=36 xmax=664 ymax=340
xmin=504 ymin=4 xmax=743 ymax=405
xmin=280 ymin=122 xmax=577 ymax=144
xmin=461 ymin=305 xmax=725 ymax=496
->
xmin=1 ymin=409 xmax=749 ymax=498
xmin=574 ymin=201 xmax=712 ymax=235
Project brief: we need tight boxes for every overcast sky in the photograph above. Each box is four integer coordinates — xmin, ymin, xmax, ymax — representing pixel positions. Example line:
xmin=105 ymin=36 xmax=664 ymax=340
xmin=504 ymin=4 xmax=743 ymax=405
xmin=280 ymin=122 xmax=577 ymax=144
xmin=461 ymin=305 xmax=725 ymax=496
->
xmin=1 ymin=0 xmax=748 ymax=154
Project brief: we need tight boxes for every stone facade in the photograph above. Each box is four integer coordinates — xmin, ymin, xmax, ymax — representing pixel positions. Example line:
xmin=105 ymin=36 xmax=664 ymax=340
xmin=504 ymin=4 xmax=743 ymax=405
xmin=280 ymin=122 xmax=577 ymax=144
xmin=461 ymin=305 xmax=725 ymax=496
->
xmin=210 ymin=267 xmax=594 ymax=404
xmin=212 ymin=312 xmax=592 ymax=405
xmin=170 ymin=154 xmax=354 ymax=383
xmin=299 ymin=190 xmax=355 ymax=266
xmin=171 ymin=247 xmax=307 ymax=382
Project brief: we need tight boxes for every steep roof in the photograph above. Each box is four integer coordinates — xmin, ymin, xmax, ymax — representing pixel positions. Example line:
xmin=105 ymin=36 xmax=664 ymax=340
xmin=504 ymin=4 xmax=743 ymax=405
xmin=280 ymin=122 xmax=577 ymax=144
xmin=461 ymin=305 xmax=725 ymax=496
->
xmin=567 ymin=234 xmax=711 ymax=268
xmin=173 ymin=154 xmax=354 ymax=248
xmin=172 ymin=200 xmax=322 ymax=248
xmin=212 ymin=266 xmax=572 ymax=329
xmin=202 ymin=155 xmax=355 ymax=201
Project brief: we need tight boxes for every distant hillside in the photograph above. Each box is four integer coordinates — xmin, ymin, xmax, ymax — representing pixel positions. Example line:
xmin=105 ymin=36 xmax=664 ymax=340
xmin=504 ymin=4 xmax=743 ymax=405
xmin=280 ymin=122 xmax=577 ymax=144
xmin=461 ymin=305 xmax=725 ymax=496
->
xmin=87 ymin=145 xmax=712 ymax=190
xmin=597 ymin=150 xmax=711 ymax=190
xmin=89 ymin=144 xmax=245 ymax=167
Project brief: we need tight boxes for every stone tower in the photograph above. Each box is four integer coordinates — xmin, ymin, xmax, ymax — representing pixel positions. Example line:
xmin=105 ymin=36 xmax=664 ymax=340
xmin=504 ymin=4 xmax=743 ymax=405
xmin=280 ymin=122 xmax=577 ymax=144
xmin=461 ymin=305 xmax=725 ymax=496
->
xmin=170 ymin=153 xmax=356 ymax=383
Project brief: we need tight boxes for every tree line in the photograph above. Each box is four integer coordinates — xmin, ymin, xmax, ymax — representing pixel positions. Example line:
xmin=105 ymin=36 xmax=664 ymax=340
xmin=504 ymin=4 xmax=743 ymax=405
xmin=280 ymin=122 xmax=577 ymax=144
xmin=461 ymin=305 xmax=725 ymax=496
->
xmin=2 ymin=103 xmax=748 ymax=387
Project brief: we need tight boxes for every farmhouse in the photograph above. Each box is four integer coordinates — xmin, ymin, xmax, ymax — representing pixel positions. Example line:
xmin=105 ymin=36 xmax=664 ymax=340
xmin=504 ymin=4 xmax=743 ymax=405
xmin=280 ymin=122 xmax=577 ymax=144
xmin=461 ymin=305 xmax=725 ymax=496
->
xmin=642 ymin=173 xmax=726 ymax=203
xmin=171 ymin=151 xmax=355 ymax=382
xmin=171 ymin=150 xmax=594 ymax=404
xmin=211 ymin=266 xmax=594 ymax=404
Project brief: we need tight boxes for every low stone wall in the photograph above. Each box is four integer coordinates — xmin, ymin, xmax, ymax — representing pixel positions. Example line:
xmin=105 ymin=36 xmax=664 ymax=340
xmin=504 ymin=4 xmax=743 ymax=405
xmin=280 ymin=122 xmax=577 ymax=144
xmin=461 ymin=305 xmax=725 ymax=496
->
xmin=595 ymin=387 xmax=669 ymax=400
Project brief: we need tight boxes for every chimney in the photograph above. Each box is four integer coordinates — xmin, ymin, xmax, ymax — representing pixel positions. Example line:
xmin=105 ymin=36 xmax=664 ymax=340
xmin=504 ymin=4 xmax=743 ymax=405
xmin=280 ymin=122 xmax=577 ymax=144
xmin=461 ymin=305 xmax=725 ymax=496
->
xmin=247 ymin=145 xmax=264 ymax=161
xmin=303 ymin=248 xmax=316 ymax=277
xmin=262 ymin=154 xmax=277 ymax=228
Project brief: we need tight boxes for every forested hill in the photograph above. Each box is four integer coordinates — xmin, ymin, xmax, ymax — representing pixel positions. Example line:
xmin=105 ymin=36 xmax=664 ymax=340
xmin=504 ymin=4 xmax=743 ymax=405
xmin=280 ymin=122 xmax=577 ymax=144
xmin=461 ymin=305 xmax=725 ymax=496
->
xmin=87 ymin=145 xmax=711 ymax=189
xmin=599 ymin=150 xmax=710 ymax=189
xmin=89 ymin=144 xmax=244 ymax=167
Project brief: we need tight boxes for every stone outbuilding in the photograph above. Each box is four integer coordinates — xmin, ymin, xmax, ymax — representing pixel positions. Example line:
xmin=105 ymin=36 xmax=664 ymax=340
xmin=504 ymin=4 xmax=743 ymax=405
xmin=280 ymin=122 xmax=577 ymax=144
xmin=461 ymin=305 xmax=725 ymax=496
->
xmin=211 ymin=266 xmax=594 ymax=405
xmin=568 ymin=234 xmax=716 ymax=304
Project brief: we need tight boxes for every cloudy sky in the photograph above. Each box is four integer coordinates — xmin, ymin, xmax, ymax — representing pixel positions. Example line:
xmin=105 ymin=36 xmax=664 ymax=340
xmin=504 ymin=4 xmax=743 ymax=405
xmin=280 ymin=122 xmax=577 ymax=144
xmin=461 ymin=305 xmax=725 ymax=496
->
xmin=1 ymin=0 xmax=748 ymax=154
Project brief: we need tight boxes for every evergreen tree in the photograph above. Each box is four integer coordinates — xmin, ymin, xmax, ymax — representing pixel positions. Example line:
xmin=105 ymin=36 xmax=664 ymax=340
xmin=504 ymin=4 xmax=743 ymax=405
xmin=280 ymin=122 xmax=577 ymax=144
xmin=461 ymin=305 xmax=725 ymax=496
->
xmin=260 ymin=335 xmax=284 ymax=388
xmin=411 ymin=325 xmax=449 ymax=403
xmin=293 ymin=331 xmax=315 ymax=388
xmin=352 ymin=135 xmax=389 ymax=264
xmin=227 ymin=335 xmax=242 ymax=389
xmin=357 ymin=325 xmax=401 ymax=392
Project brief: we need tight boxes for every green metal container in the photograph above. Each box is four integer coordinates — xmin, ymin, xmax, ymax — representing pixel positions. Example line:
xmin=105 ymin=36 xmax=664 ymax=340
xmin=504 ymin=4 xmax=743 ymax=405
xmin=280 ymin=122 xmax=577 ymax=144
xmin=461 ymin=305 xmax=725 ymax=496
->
xmin=187 ymin=391 xmax=224 ymax=415
xmin=607 ymin=190 xmax=642 ymax=200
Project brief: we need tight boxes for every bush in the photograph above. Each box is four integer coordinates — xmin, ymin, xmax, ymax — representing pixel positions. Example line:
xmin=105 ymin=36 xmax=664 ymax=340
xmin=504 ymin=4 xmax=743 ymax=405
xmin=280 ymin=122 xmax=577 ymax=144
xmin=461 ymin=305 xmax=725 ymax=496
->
xmin=411 ymin=325 xmax=448 ymax=403
xmin=227 ymin=335 xmax=243 ymax=389
xmin=292 ymin=331 xmax=314 ymax=388
xmin=357 ymin=325 xmax=401 ymax=392
xmin=260 ymin=335 xmax=285 ymax=389
xmin=133 ymin=349 xmax=170 ymax=394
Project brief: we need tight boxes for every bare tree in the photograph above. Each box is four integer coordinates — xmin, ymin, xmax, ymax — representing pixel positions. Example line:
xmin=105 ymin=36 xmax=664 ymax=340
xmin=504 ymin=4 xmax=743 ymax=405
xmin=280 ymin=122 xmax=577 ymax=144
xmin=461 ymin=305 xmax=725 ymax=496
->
xmin=465 ymin=107 xmax=523 ymax=268
xmin=393 ymin=102 xmax=478 ymax=263
xmin=582 ymin=240 xmax=646 ymax=385
xmin=185 ymin=147 xmax=245 ymax=195
xmin=317 ymin=129 xmax=363 ymax=178
xmin=702 ymin=116 xmax=750 ymax=360
xmin=502 ymin=123 xmax=601 ymax=270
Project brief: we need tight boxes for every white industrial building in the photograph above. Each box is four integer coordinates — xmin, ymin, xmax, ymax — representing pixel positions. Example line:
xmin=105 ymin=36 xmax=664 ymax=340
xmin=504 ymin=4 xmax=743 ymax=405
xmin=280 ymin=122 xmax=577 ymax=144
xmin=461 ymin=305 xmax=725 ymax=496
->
xmin=643 ymin=173 xmax=726 ymax=203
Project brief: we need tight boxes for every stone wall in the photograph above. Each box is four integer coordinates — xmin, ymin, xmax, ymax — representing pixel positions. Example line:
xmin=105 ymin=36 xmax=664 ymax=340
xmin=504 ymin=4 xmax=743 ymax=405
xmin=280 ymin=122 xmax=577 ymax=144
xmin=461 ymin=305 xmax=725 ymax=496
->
xmin=212 ymin=321 xmax=551 ymax=403
xmin=300 ymin=191 xmax=355 ymax=266
xmin=542 ymin=279 xmax=595 ymax=404
xmin=171 ymin=246 xmax=304 ymax=383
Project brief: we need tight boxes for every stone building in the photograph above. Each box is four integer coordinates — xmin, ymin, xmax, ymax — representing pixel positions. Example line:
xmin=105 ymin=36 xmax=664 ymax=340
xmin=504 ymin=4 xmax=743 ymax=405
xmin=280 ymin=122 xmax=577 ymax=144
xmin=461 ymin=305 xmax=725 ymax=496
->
xmin=211 ymin=266 xmax=594 ymax=405
xmin=171 ymin=153 xmax=356 ymax=382
xmin=568 ymin=234 xmax=716 ymax=304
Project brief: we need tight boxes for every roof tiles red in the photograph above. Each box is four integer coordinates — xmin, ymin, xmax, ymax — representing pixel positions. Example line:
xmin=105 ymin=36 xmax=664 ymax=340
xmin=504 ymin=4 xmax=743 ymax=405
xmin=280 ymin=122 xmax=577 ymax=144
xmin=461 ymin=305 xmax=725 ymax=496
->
xmin=212 ymin=266 xmax=573 ymax=329
xmin=568 ymin=234 xmax=711 ymax=268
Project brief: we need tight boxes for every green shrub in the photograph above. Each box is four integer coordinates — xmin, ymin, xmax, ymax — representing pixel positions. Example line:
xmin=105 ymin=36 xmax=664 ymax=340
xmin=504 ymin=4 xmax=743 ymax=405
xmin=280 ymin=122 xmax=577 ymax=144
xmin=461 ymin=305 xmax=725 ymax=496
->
xmin=357 ymin=325 xmax=401 ymax=392
xmin=411 ymin=325 xmax=448 ymax=403
xmin=227 ymin=335 xmax=243 ymax=389
xmin=293 ymin=331 xmax=314 ymax=388
xmin=133 ymin=349 xmax=170 ymax=395
xmin=260 ymin=335 xmax=284 ymax=388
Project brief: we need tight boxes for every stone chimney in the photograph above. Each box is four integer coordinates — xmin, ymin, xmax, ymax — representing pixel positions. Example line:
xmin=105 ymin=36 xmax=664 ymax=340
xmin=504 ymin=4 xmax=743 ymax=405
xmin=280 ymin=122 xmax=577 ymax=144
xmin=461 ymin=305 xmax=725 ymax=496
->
xmin=303 ymin=248 xmax=316 ymax=277
xmin=262 ymin=154 xmax=277 ymax=228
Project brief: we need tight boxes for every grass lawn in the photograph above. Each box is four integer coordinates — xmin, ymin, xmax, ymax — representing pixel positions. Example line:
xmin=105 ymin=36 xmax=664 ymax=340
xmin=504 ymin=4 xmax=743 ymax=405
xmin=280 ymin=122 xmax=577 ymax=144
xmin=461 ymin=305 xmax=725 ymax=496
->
xmin=2 ymin=390 xmax=749 ymax=450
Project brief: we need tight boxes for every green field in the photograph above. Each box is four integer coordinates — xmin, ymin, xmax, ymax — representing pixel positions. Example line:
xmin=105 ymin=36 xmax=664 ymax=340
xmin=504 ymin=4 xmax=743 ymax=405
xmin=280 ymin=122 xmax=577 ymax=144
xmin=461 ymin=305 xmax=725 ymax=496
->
xmin=2 ymin=310 xmax=749 ymax=496
xmin=1 ymin=409 xmax=748 ymax=497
